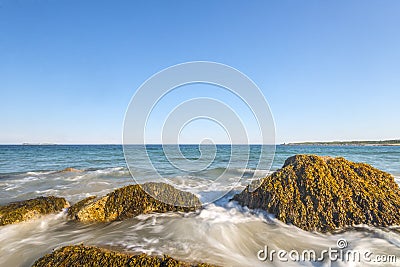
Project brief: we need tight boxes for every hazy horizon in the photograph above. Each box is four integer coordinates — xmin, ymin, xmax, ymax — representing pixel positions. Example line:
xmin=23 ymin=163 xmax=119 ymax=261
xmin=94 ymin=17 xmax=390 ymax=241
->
xmin=2 ymin=137 xmax=399 ymax=146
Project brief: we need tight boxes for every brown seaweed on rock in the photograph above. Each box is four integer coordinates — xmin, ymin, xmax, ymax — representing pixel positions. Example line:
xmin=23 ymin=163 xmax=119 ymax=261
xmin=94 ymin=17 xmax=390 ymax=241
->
xmin=68 ymin=182 xmax=202 ymax=222
xmin=0 ymin=196 xmax=69 ymax=226
xmin=58 ymin=167 xmax=83 ymax=173
xmin=232 ymin=154 xmax=400 ymax=232
xmin=31 ymin=245 xmax=217 ymax=267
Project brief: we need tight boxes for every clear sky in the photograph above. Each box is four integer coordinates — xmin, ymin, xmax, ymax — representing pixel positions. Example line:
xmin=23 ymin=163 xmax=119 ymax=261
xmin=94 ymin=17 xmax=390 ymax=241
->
xmin=1 ymin=0 xmax=399 ymax=144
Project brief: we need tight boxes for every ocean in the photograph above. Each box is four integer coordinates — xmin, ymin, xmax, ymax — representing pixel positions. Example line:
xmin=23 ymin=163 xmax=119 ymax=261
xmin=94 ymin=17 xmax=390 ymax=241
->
xmin=0 ymin=145 xmax=399 ymax=266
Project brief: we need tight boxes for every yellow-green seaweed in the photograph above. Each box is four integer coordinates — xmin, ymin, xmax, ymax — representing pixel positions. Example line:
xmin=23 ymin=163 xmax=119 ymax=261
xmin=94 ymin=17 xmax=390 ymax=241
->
xmin=68 ymin=182 xmax=202 ymax=222
xmin=31 ymin=245 xmax=217 ymax=267
xmin=0 ymin=196 xmax=69 ymax=226
xmin=232 ymin=154 xmax=400 ymax=232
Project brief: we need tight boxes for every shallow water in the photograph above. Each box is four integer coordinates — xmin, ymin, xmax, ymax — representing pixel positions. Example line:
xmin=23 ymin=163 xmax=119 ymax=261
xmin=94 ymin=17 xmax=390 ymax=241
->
xmin=0 ymin=145 xmax=399 ymax=266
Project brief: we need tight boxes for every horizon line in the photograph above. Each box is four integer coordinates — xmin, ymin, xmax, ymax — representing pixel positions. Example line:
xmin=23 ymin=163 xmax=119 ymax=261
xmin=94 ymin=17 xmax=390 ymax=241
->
xmin=0 ymin=143 xmax=277 ymax=146
xmin=0 ymin=138 xmax=398 ymax=146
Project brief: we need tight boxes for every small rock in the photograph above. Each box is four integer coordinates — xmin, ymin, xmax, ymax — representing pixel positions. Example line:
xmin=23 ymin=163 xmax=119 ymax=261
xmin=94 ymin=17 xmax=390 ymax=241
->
xmin=68 ymin=182 xmax=202 ymax=222
xmin=59 ymin=167 xmax=82 ymax=173
xmin=0 ymin=196 xmax=69 ymax=226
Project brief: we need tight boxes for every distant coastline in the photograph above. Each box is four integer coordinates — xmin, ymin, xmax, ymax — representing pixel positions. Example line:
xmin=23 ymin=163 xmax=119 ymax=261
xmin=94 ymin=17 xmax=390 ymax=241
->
xmin=22 ymin=143 xmax=58 ymax=146
xmin=4 ymin=140 xmax=400 ymax=146
xmin=283 ymin=139 xmax=400 ymax=146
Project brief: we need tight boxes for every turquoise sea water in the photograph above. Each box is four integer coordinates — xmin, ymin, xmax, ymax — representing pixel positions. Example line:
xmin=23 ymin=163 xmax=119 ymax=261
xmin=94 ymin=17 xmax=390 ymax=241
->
xmin=0 ymin=145 xmax=399 ymax=266
xmin=1 ymin=144 xmax=399 ymax=175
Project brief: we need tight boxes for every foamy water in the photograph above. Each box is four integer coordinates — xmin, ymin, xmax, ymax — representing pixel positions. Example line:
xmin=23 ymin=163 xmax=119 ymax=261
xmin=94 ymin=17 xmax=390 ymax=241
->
xmin=0 ymin=145 xmax=399 ymax=266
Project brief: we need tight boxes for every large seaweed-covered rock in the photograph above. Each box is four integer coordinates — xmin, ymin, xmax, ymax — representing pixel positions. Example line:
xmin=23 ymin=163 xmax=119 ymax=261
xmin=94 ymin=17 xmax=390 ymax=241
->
xmin=31 ymin=245 xmax=216 ymax=267
xmin=68 ymin=182 xmax=201 ymax=222
xmin=233 ymin=155 xmax=400 ymax=232
xmin=0 ymin=196 xmax=69 ymax=226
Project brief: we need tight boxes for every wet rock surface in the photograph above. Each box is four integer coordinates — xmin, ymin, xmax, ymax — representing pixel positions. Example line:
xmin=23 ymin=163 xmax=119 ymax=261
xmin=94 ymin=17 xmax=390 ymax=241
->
xmin=68 ymin=182 xmax=202 ymax=222
xmin=31 ymin=245 xmax=217 ymax=267
xmin=233 ymin=154 xmax=400 ymax=232
xmin=0 ymin=196 xmax=69 ymax=226
xmin=59 ymin=167 xmax=83 ymax=173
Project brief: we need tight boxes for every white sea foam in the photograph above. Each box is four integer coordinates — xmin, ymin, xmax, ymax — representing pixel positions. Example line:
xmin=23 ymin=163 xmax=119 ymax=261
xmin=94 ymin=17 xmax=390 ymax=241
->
xmin=0 ymin=167 xmax=134 ymax=205
xmin=394 ymin=175 xmax=400 ymax=185
xmin=26 ymin=171 xmax=55 ymax=176
xmin=1 ymin=159 xmax=400 ymax=266
xmin=0 ymin=196 xmax=399 ymax=266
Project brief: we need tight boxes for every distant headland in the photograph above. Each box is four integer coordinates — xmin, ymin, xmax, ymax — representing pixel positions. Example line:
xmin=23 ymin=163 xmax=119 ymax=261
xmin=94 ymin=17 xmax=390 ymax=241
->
xmin=283 ymin=139 xmax=400 ymax=146
xmin=22 ymin=143 xmax=58 ymax=146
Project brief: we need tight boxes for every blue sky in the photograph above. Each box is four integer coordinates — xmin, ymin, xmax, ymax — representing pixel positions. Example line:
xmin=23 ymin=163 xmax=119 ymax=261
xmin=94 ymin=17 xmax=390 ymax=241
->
xmin=1 ymin=0 xmax=399 ymax=144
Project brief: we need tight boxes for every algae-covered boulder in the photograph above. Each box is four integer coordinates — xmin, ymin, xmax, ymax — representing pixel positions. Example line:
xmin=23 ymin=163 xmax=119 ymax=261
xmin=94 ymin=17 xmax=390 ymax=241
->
xmin=0 ymin=196 xmax=69 ymax=226
xmin=31 ymin=245 xmax=216 ymax=267
xmin=68 ymin=182 xmax=202 ymax=222
xmin=232 ymin=154 xmax=400 ymax=232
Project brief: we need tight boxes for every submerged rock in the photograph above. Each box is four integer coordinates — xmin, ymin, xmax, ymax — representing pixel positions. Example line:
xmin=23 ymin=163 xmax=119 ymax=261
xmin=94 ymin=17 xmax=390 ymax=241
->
xmin=32 ymin=245 xmax=216 ymax=267
xmin=233 ymin=154 xmax=400 ymax=232
xmin=0 ymin=196 xmax=69 ymax=226
xmin=68 ymin=182 xmax=202 ymax=222
xmin=59 ymin=167 xmax=82 ymax=173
